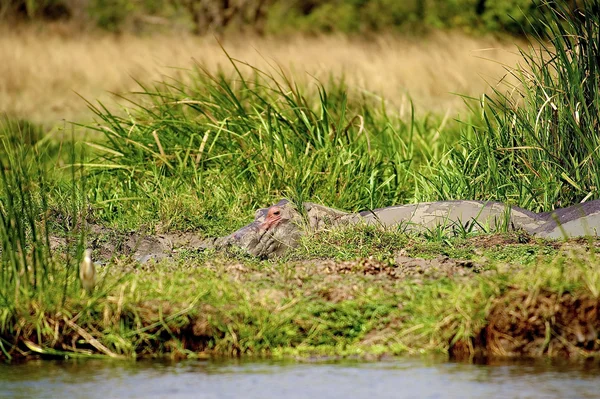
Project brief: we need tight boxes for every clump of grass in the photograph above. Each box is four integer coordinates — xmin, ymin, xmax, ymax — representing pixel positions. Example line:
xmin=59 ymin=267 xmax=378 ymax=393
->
xmin=290 ymin=224 xmax=409 ymax=261
xmin=83 ymin=55 xmax=454 ymax=232
xmin=421 ymin=0 xmax=600 ymax=211
xmin=0 ymin=118 xmax=91 ymax=360
xmin=0 ymin=118 xmax=62 ymax=302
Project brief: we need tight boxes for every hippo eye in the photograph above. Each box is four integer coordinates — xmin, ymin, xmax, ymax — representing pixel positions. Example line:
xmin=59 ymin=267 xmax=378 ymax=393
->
xmin=273 ymin=210 xmax=281 ymax=216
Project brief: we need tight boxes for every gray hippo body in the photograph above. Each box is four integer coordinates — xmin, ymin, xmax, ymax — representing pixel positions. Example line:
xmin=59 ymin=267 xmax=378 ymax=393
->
xmin=204 ymin=199 xmax=600 ymax=258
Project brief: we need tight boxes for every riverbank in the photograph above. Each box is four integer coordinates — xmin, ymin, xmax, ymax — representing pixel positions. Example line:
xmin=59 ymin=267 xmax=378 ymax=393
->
xmin=2 ymin=225 xmax=599 ymax=362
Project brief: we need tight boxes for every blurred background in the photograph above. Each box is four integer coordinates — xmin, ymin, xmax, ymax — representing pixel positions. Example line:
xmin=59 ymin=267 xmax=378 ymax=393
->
xmin=0 ymin=0 xmax=567 ymax=35
xmin=0 ymin=0 xmax=567 ymax=125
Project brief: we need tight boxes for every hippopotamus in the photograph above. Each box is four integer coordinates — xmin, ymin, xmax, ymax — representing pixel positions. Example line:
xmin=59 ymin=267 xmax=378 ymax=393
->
xmin=202 ymin=199 xmax=600 ymax=258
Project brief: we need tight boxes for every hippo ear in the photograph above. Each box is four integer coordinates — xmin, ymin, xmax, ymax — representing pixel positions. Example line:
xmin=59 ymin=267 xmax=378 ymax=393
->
xmin=276 ymin=199 xmax=290 ymax=207
xmin=254 ymin=208 xmax=269 ymax=221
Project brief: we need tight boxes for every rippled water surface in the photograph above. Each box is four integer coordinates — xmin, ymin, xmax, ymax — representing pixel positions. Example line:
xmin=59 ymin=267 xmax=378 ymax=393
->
xmin=2 ymin=357 xmax=600 ymax=398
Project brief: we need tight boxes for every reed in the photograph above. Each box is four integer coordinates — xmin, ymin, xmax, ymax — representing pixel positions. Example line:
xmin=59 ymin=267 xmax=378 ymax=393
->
xmin=420 ymin=0 xmax=600 ymax=211
xmin=0 ymin=117 xmax=89 ymax=360
xmin=82 ymin=53 xmax=455 ymax=234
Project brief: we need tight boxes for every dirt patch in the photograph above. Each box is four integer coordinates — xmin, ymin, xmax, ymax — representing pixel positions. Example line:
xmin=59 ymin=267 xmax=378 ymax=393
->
xmin=466 ymin=232 xmax=533 ymax=248
xmin=294 ymin=254 xmax=483 ymax=282
xmin=299 ymin=257 xmax=394 ymax=278
xmin=393 ymin=255 xmax=483 ymax=280
xmin=51 ymin=224 xmax=206 ymax=264
xmin=553 ymin=237 xmax=600 ymax=253
xmin=450 ymin=288 xmax=600 ymax=359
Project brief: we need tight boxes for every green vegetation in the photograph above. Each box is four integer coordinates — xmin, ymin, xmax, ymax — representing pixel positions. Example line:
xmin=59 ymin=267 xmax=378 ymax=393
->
xmin=0 ymin=118 xmax=86 ymax=360
xmin=422 ymin=0 xmax=600 ymax=211
xmin=1 ymin=0 xmax=600 ymax=361
xmin=1 ymin=0 xmax=567 ymax=36
xmin=83 ymin=60 xmax=451 ymax=232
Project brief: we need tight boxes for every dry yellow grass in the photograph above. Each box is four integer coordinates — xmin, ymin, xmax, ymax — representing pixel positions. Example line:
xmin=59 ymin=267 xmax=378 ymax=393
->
xmin=0 ymin=26 xmax=525 ymax=124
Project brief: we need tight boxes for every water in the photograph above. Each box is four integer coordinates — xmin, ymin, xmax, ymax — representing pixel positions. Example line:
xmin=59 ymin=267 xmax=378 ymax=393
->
xmin=2 ymin=357 xmax=600 ymax=399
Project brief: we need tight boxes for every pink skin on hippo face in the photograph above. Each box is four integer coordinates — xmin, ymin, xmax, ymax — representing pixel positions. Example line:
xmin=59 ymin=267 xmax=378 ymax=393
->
xmin=224 ymin=200 xmax=303 ymax=258
xmin=261 ymin=206 xmax=284 ymax=231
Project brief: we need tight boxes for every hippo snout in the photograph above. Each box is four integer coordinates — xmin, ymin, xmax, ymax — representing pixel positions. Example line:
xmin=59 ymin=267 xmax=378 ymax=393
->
xmin=211 ymin=199 xmax=303 ymax=258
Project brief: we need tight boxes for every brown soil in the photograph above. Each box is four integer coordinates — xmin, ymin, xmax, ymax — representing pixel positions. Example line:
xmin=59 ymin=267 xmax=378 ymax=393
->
xmin=465 ymin=231 xmax=534 ymax=247
xmin=51 ymin=224 xmax=207 ymax=264
xmin=292 ymin=254 xmax=484 ymax=284
xmin=51 ymin=222 xmax=492 ymax=284
xmin=450 ymin=288 xmax=600 ymax=360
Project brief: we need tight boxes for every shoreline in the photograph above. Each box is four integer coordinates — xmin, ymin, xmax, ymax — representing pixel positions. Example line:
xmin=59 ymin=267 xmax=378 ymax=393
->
xmin=3 ymin=228 xmax=599 ymax=362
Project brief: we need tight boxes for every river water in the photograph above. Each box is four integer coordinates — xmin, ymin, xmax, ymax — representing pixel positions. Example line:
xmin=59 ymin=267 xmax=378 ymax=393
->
xmin=2 ymin=357 xmax=600 ymax=398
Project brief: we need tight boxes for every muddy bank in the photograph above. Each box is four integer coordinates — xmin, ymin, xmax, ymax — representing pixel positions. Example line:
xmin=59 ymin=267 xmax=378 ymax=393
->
xmin=51 ymin=222 xmax=490 ymax=280
xmin=7 ymin=288 xmax=599 ymax=362
xmin=50 ymin=224 xmax=208 ymax=264
xmin=451 ymin=289 xmax=600 ymax=360
xmin=29 ymin=226 xmax=599 ymax=362
xmin=291 ymin=254 xmax=484 ymax=283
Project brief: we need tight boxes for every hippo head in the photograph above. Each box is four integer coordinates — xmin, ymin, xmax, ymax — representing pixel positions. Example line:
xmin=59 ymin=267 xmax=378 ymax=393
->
xmin=206 ymin=199 xmax=357 ymax=258
xmin=223 ymin=199 xmax=304 ymax=258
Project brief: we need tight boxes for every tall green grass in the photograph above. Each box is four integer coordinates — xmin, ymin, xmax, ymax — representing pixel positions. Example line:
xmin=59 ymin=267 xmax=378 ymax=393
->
xmin=0 ymin=119 xmax=51 ymax=305
xmin=422 ymin=0 xmax=600 ymax=212
xmin=84 ymin=2 xmax=600 ymax=227
xmin=83 ymin=56 xmax=455 ymax=233
xmin=0 ymin=118 xmax=88 ymax=360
